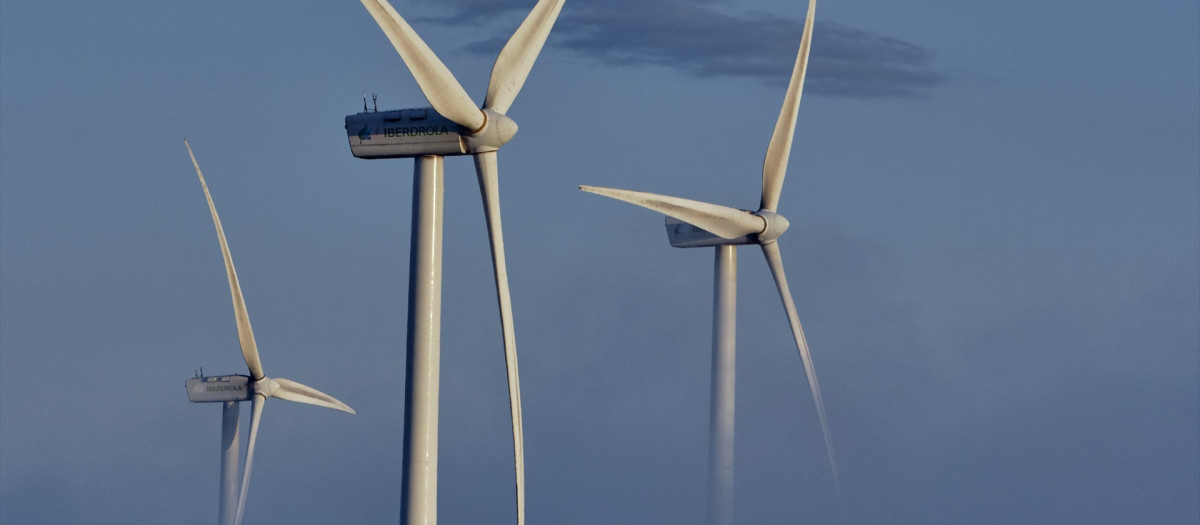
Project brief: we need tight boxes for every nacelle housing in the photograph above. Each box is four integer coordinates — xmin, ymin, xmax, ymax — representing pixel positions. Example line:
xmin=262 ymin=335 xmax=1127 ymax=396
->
xmin=186 ymin=374 xmax=252 ymax=403
xmin=346 ymin=108 xmax=467 ymax=159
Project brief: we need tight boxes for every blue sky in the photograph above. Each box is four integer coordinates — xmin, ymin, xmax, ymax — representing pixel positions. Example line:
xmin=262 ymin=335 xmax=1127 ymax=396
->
xmin=2 ymin=1 xmax=1197 ymax=523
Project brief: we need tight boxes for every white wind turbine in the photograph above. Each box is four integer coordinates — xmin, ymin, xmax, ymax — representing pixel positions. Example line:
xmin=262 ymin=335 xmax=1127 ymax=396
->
xmin=183 ymin=141 xmax=356 ymax=525
xmin=580 ymin=1 xmax=836 ymax=523
xmin=343 ymin=1 xmax=564 ymax=524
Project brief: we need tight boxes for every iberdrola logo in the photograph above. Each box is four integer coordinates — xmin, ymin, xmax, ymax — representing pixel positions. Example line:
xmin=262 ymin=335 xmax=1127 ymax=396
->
xmin=358 ymin=124 xmax=375 ymax=141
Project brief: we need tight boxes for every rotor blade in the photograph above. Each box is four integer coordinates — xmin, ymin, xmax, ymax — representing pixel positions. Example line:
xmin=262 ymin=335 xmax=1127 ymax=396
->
xmin=484 ymin=0 xmax=565 ymax=115
xmin=579 ymin=185 xmax=765 ymax=240
xmin=233 ymin=395 xmax=265 ymax=525
xmin=474 ymin=151 xmax=525 ymax=525
xmin=760 ymin=0 xmax=816 ymax=212
xmin=269 ymin=378 xmax=357 ymax=415
xmin=185 ymin=141 xmax=264 ymax=381
xmin=759 ymin=241 xmax=840 ymax=495
xmin=360 ymin=0 xmax=486 ymax=131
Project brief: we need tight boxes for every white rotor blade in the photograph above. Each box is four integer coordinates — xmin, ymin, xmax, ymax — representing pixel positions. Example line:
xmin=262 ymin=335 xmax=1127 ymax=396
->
xmin=474 ymin=151 xmax=526 ymax=525
xmin=579 ymin=185 xmax=765 ymax=240
xmin=760 ymin=0 xmax=816 ymax=212
xmin=185 ymin=141 xmax=265 ymax=381
xmin=760 ymin=241 xmax=840 ymax=495
xmin=484 ymin=0 xmax=565 ymax=115
xmin=360 ymin=0 xmax=486 ymax=131
xmin=269 ymin=378 xmax=357 ymax=415
xmin=233 ymin=394 xmax=265 ymax=525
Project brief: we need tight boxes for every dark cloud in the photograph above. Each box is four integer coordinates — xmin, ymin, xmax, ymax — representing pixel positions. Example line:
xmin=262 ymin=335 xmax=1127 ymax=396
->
xmin=420 ymin=0 xmax=946 ymax=98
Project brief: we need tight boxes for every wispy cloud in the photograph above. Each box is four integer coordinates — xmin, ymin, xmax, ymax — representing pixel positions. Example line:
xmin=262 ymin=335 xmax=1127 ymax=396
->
xmin=420 ymin=0 xmax=946 ymax=98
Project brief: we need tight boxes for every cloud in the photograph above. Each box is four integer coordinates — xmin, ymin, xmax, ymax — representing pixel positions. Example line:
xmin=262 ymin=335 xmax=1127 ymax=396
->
xmin=419 ymin=0 xmax=946 ymax=98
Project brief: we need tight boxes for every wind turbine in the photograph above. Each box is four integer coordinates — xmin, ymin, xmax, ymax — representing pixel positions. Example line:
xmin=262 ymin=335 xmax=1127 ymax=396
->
xmin=580 ymin=1 xmax=836 ymax=523
xmin=182 ymin=141 xmax=356 ymax=525
xmin=343 ymin=1 xmax=564 ymax=523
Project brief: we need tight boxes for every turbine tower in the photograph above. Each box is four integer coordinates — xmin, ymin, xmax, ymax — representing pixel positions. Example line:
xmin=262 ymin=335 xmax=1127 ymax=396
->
xmin=580 ymin=1 xmax=836 ymax=523
xmin=343 ymin=1 xmax=564 ymax=523
xmin=183 ymin=141 xmax=356 ymax=525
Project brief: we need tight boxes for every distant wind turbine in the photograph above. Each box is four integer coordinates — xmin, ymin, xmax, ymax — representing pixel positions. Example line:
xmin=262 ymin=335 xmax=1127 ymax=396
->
xmin=183 ymin=141 xmax=356 ymax=525
xmin=580 ymin=1 xmax=837 ymax=523
xmin=343 ymin=1 xmax=565 ymax=523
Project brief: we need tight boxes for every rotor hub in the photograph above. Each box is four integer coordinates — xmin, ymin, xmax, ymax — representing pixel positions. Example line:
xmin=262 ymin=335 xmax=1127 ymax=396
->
xmin=465 ymin=109 xmax=518 ymax=153
xmin=251 ymin=376 xmax=277 ymax=398
xmin=755 ymin=209 xmax=790 ymax=244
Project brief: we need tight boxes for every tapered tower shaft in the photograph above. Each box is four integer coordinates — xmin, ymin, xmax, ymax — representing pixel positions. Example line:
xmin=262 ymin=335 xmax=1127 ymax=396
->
xmin=219 ymin=401 xmax=240 ymax=525
xmin=401 ymin=155 xmax=445 ymax=525
xmin=708 ymin=245 xmax=737 ymax=525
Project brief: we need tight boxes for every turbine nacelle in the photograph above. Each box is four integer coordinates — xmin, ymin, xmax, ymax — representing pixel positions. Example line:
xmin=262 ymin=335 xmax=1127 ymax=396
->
xmin=664 ymin=209 xmax=790 ymax=248
xmin=186 ymin=374 xmax=252 ymax=403
xmin=577 ymin=184 xmax=790 ymax=249
xmin=345 ymin=107 xmax=519 ymax=159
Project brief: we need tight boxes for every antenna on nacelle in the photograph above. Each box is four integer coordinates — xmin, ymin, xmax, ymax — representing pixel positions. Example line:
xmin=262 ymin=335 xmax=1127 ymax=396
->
xmin=362 ymin=93 xmax=380 ymax=113
xmin=372 ymin=93 xmax=378 ymax=113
